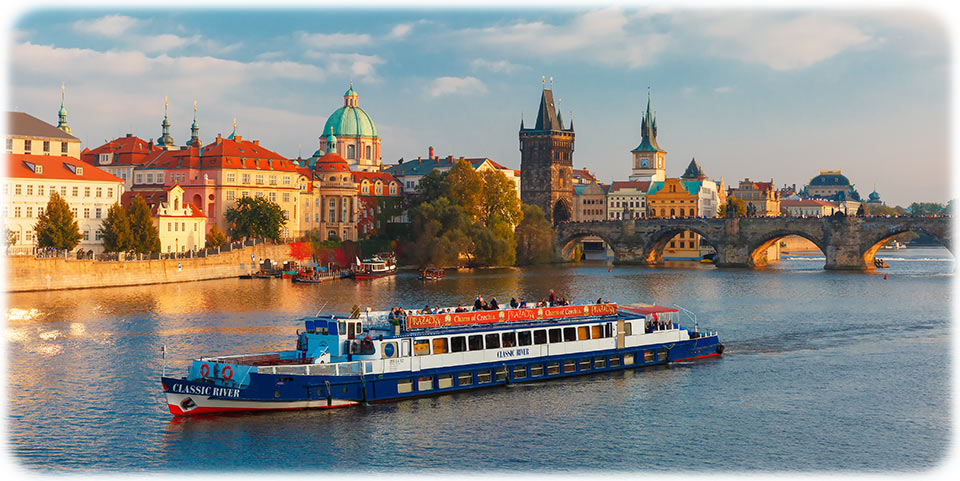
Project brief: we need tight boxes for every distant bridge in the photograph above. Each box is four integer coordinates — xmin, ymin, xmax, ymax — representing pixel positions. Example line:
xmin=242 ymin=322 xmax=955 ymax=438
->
xmin=556 ymin=216 xmax=952 ymax=270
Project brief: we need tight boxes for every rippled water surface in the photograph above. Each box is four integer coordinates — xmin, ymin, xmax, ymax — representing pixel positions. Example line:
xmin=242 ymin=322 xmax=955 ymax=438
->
xmin=5 ymin=247 xmax=953 ymax=472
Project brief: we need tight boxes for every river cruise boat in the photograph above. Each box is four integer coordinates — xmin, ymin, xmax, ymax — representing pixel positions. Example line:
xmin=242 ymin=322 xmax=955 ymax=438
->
xmin=161 ymin=302 xmax=723 ymax=416
xmin=350 ymin=255 xmax=397 ymax=279
xmin=418 ymin=268 xmax=445 ymax=281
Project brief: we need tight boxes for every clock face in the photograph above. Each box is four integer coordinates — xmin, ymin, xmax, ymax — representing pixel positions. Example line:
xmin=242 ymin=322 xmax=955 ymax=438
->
xmin=640 ymin=158 xmax=649 ymax=168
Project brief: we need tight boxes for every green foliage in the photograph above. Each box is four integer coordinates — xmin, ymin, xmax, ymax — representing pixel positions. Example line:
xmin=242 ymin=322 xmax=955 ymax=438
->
xmin=100 ymin=202 xmax=133 ymax=253
xmin=205 ymin=225 xmax=227 ymax=247
xmin=908 ymin=202 xmax=945 ymax=216
xmin=515 ymin=204 xmax=556 ymax=265
xmin=34 ymin=191 xmax=82 ymax=250
xmin=224 ymin=196 xmax=286 ymax=242
xmin=126 ymin=195 xmax=161 ymax=254
xmin=471 ymin=217 xmax=516 ymax=266
xmin=871 ymin=205 xmax=906 ymax=216
xmin=411 ymin=169 xmax=448 ymax=208
xmin=745 ymin=201 xmax=757 ymax=217
xmin=478 ymin=169 xmax=522 ymax=226
xmin=442 ymin=159 xmax=485 ymax=221
xmin=404 ymin=197 xmax=474 ymax=268
xmin=719 ymin=196 xmax=747 ymax=218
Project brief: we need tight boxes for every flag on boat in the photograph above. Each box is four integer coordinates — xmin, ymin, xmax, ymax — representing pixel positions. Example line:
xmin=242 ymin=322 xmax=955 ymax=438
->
xmin=355 ymin=256 xmax=362 ymax=267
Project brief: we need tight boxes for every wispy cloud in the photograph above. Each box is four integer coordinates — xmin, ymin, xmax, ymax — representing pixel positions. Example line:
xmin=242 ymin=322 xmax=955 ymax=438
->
xmin=470 ymin=58 xmax=522 ymax=73
xmin=386 ymin=23 xmax=413 ymax=40
xmin=427 ymin=76 xmax=487 ymax=97
xmin=296 ymin=31 xmax=373 ymax=49
xmin=72 ymin=14 xmax=241 ymax=55
xmin=73 ymin=14 xmax=141 ymax=37
xmin=713 ymin=86 xmax=733 ymax=93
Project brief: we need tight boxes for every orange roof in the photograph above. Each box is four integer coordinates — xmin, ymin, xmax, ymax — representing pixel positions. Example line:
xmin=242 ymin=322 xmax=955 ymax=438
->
xmin=6 ymin=153 xmax=123 ymax=183
xmin=138 ymin=135 xmax=298 ymax=172
xmin=315 ymin=152 xmax=350 ymax=172
xmin=781 ymin=199 xmax=836 ymax=207
xmin=81 ymin=134 xmax=161 ymax=167
xmin=354 ymin=171 xmax=402 ymax=196
xmin=573 ymin=168 xmax=596 ymax=181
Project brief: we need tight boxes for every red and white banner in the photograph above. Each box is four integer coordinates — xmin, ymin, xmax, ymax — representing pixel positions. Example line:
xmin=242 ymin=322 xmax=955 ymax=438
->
xmin=405 ymin=303 xmax=618 ymax=330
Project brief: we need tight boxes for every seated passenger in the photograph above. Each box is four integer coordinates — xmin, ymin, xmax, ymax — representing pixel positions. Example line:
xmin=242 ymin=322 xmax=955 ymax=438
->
xmin=490 ymin=298 xmax=499 ymax=310
xmin=519 ymin=298 xmax=527 ymax=308
xmin=510 ymin=297 xmax=518 ymax=309
xmin=597 ymin=297 xmax=603 ymax=304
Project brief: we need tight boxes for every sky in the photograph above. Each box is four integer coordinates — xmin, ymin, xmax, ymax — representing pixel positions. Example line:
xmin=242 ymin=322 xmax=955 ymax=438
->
xmin=2 ymin=4 xmax=953 ymax=207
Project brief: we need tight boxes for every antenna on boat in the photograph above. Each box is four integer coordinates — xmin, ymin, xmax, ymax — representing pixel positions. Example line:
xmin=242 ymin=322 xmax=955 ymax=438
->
xmin=673 ymin=304 xmax=697 ymax=333
xmin=316 ymin=301 xmax=329 ymax=317
xmin=161 ymin=344 xmax=166 ymax=377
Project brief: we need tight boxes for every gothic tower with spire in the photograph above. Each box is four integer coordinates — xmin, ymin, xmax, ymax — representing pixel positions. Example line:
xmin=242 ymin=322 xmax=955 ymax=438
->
xmin=57 ymin=83 xmax=70 ymax=134
xmin=519 ymin=81 xmax=575 ymax=223
xmin=157 ymin=96 xmax=176 ymax=150
xmin=186 ymin=101 xmax=200 ymax=147
xmin=628 ymin=91 xmax=666 ymax=182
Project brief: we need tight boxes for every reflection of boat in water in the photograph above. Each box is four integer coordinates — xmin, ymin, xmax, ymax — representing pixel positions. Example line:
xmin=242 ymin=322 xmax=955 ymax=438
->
xmin=874 ymin=258 xmax=890 ymax=268
xmin=350 ymin=254 xmax=397 ymax=279
xmin=161 ymin=301 xmax=723 ymax=416
xmin=418 ymin=268 xmax=445 ymax=280
xmin=292 ymin=267 xmax=328 ymax=283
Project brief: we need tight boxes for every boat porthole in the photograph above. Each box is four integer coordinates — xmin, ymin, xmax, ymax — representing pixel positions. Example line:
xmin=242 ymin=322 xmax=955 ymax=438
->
xmin=275 ymin=391 xmax=280 ymax=398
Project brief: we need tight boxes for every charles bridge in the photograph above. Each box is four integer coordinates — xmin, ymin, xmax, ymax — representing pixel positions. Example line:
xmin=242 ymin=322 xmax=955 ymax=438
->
xmin=556 ymin=216 xmax=952 ymax=270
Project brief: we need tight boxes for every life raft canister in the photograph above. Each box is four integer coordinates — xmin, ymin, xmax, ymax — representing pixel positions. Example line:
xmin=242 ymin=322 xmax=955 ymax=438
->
xmin=361 ymin=336 xmax=373 ymax=350
xmin=200 ymin=363 xmax=210 ymax=377
xmin=222 ymin=365 xmax=234 ymax=380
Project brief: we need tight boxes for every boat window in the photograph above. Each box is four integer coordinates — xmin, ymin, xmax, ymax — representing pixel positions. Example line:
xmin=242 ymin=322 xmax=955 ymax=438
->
xmin=495 ymin=367 xmax=508 ymax=382
xmin=401 ymin=340 xmax=410 ymax=357
xmin=623 ymin=322 xmax=633 ymax=336
xmin=591 ymin=325 xmax=603 ymax=339
xmin=432 ymin=338 xmax=448 ymax=354
xmin=397 ymin=379 xmax=413 ymax=393
xmin=450 ymin=336 xmax=467 ymax=353
xmin=533 ymin=330 xmax=548 ymax=345
xmin=605 ymin=323 xmax=613 ymax=338
xmin=577 ymin=326 xmax=590 ymax=340
xmin=517 ymin=331 xmax=532 ymax=346
xmin=501 ymin=332 xmax=517 ymax=348
xmin=624 ymin=354 xmax=635 ymax=365
xmin=381 ymin=341 xmax=398 ymax=359
xmin=563 ymin=327 xmax=577 ymax=342
xmin=563 ymin=360 xmax=576 ymax=372
xmin=438 ymin=374 xmax=453 ymax=389
xmin=413 ymin=339 xmax=430 ymax=356
xmin=338 ymin=321 xmax=346 ymax=335
xmin=458 ymin=372 xmax=473 ymax=386
xmin=513 ymin=365 xmax=527 ymax=379
xmin=477 ymin=370 xmax=492 ymax=384
xmin=644 ymin=351 xmax=654 ymax=362
xmin=548 ymin=329 xmax=562 ymax=343
xmin=579 ymin=358 xmax=591 ymax=370
xmin=484 ymin=333 xmax=500 ymax=349
xmin=657 ymin=350 xmax=667 ymax=362
xmin=418 ymin=376 xmax=433 ymax=391
xmin=609 ymin=356 xmax=621 ymax=367
xmin=468 ymin=335 xmax=484 ymax=351
xmin=355 ymin=323 xmax=363 ymax=335
xmin=595 ymin=357 xmax=606 ymax=368
xmin=530 ymin=364 xmax=544 ymax=377
xmin=547 ymin=362 xmax=560 ymax=375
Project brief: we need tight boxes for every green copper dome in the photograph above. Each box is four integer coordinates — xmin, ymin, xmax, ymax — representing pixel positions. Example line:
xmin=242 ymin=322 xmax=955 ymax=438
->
xmin=322 ymin=85 xmax=378 ymax=139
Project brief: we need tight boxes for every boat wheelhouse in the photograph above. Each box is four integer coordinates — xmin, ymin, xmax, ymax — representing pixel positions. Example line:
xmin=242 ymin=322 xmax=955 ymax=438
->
xmin=161 ymin=302 xmax=723 ymax=416
xmin=351 ymin=255 xmax=397 ymax=279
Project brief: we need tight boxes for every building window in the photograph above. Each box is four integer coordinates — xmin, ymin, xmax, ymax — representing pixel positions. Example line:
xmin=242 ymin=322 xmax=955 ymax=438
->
xmin=14 ymin=184 xmax=21 ymax=195
xmin=389 ymin=184 xmax=396 ymax=195
xmin=95 ymin=208 xmax=102 ymax=219
xmin=242 ymin=191 xmax=249 ymax=198
xmin=241 ymin=174 xmax=250 ymax=184
xmin=282 ymin=192 xmax=290 ymax=203
xmin=157 ymin=173 xmax=164 ymax=184
xmin=24 ymin=140 xmax=31 ymax=152
xmin=83 ymin=230 xmax=89 ymax=241
xmin=268 ymin=175 xmax=277 ymax=185
xmin=96 ymin=187 xmax=102 ymax=197
xmin=146 ymin=173 xmax=154 ymax=184
xmin=255 ymin=174 xmax=264 ymax=185
xmin=347 ymin=145 xmax=356 ymax=159
xmin=71 ymin=207 xmax=78 ymax=217
xmin=329 ymin=210 xmax=336 ymax=223
xmin=95 ymin=230 xmax=103 ymax=241
xmin=269 ymin=192 xmax=277 ymax=202
xmin=14 ymin=207 xmax=20 ymax=218
xmin=84 ymin=187 xmax=90 ymax=197
xmin=43 ymin=141 xmax=50 ymax=152
xmin=315 ymin=213 xmax=320 ymax=222
xmin=375 ymin=184 xmax=382 ymax=195
xmin=283 ymin=210 xmax=289 ymax=220
xmin=26 ymin=207 xmax=32 ymax=218
xmin=362 ymin=184 xmax=369 ymax=194
xmin=107 ymin=188 xmax=113 ymax=198
xmin=26 ymin=185 xmax=33 ymax=196
xmin=99 ymin=153 xmax=113 ymax=164
xmin=72 ymin=187 xmax=79 ymax=197
xmin=135 ymin=174 xmax=143 ymax=184
xmin=226 ymin=173 xmax=236 ymax=183
xmin=283 ymin=176 xmax=291 ymax=185
xmin=61 ymin=143 xmax=68 ymax=154
xmin=83 ymin=208 xmax=90 ymax=219
xmin=38 ymin=185 xmax=44 ymax=196
xmin=365 ymin=145 xmax=372 ymax=159
xmin=226 ymin=191 xmax=235 ymax=201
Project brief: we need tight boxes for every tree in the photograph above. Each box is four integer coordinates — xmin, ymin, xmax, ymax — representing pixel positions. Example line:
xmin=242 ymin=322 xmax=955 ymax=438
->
xmin=126 ymin=195 xmax=161 ymax=254
xmin=515 ymin=204 xmax=556 ymax=265
xmin=718 ymin=196 xmax=747 ymax=218
xmin=288 ymin=241 xmax=314 ymax=263
xmin=856 ymin=203 xmax=868 ymax=216
xmin=100 ymin=202 xmax=133 ymax=253
xmin=34 ymin=191 xmax=82 ymax=250
xmin=471 ymin=217 xmax=516 ymax=266
xmin=411 ymin=169 xmax=447 ymax=208
xmin=404 ymin=197 xmax=474 ymax=268
xmin=745 ymin=202 xmax=757 ymax=217
xmin=908 ymin=202 xmax=944 ymax=216
xmin=478 ymin=169 xmax=522 ymax=226
xmin=224 ymin=196 xmax=286 ymax=242
xmin=205 ymin=225 xmax=227 ymax=247
xmin=442 ymin=159 xmax=485 ymax=221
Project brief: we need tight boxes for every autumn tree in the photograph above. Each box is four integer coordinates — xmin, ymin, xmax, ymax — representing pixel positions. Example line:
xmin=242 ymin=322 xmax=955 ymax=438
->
xmin=288 ymin=241 xmax=314 ymax=262
xmin=126 ymin=195 xmax=161 ymax=254
xmin=405 ymin=197 xmax=474 ymax=268
xmin=478 ymin=169 xmax=522 ymax=226
xmin=34 ymin=191 xmax=82 ymax=250
xmin=515 ymin=204 xmax=556 ymax=265
xmin=442 ymin=159 xmax=485 ymax=221
xmin=718 ymin=196 xmax=747 ymax=218
xmin=100 ymin=202 xmax=133 ymax=253
xmin=205 ymin=225 xmax=227 ymax=247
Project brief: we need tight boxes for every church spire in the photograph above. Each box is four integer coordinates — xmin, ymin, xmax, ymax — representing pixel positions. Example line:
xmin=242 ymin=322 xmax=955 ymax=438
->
xmin=634 ymin=89 xmax=663 ymax=153
xmin=188 ymin=100 xmax=200 ymax=147
xmin=157 ymin=96 xmax=175 ymax=149
xmin=326 ymin=126 xmax=338 ymax=154
xmin=534 ymin=84 xmax=561 ymax=131
xmin=57 ymin=83 xmax=70 ymax=134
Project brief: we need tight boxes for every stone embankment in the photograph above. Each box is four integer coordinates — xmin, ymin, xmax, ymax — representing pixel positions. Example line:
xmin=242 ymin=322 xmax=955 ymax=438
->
xmin=5 ymin=244 xmax=292 ymax=292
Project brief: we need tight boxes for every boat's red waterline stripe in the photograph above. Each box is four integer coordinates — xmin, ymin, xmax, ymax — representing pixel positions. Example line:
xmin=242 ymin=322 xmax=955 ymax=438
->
xmin=169 ymin=402 xmax=353 ymax=416
xmin=673 ymin=352 xmax=721 ymax=362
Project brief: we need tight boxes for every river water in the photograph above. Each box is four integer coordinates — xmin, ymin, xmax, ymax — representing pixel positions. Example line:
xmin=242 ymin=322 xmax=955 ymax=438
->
xmin=4 ymin=247 xmax=953 ymax=473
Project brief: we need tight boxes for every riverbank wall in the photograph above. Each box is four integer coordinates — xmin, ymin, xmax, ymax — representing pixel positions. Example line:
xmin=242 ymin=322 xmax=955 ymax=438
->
xmin=5 ymin=244 xmax=292 ymax=292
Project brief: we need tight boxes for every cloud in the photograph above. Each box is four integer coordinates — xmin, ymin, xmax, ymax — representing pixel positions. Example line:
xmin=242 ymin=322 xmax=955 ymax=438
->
xmin=470 ymin=58 xmax=522 ymax=73
xmin=454 ymin=7 xmax=670 ymax=69
xmin=296 ymin=31 xmax=373 ymax=49
xmin=301 ymin=52 xmax=385 ymax=82
xmin=73 ymin=15 xmax=141 ymax=37
xmin=387 ymin=23 xmax=413 ymax=40
xmin=677 ymin=13 xmax=874 ymax=70
xmin=427 ymin=76 xmax=487 ymax=97
xmin=713 ymin=86 xmax=733 ymax=93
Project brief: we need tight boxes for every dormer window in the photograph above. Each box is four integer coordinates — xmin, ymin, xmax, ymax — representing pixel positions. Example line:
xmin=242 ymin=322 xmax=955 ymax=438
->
xmin=76 ymin=167 xmax=83 ymax=176
xmin=98 ymin=153 xmax=112 ymax=164
xmin=35 ymin=165 xmax=43 ymax=174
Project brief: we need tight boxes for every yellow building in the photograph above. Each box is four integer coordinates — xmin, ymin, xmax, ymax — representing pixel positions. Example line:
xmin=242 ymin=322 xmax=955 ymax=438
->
xmin=646 ymin=160 xmax=720 ymax=260
xmin=155 ymin=185 xmax=206 ymax=253
xmin=302 ymin=132 xmax=359 ymax=241
xmin=729 ymin=178 xmax=780 ymax=216
xmin=6 ymin=109 xmax=83 ymax=159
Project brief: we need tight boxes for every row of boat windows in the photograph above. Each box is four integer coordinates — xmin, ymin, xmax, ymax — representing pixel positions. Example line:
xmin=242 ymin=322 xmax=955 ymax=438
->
xmin=395 ymin=350 xmax=667 ymax=393
xmin=397 ymin=323 xmax=634 ymax=358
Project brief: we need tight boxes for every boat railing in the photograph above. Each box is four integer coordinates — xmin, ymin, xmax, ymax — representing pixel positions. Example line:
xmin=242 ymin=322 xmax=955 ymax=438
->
xmin=257 ymin=361 xmax=363 ymax=376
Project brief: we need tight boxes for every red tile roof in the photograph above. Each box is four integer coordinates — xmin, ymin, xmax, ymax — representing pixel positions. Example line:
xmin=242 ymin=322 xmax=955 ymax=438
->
xmin=6 ymin=153 xmax=123 ymax=183
xmin=139 ymin=135 xmax=299 ymax=172
xmin=314 ymin=152 xmax=350 ymax=172
xmin=573 ymin=168 xmax=596 ymax=182
xmin=81 ymin=134 xmax=161 ymax=167
xmin=608 ymin=180 xmax=651 ymax=192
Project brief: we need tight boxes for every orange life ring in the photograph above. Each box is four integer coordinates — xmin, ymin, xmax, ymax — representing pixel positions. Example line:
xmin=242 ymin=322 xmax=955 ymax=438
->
xmin=200 ymin=363 xmax=210 ymax=377
xmin=222 ymin=365 xmax=234 ymax=380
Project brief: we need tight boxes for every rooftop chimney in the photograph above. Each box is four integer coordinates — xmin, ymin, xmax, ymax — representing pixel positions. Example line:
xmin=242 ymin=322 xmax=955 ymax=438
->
xmin=253 ymin=140 xmax=259 ymax=146
xmin=126 ymin=133 xmax=132 ymax=138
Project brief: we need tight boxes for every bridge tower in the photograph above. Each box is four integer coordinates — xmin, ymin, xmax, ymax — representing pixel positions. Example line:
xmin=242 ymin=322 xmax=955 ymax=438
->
xmin=629 ymin=91 xmax=666 ymax=182
xmin=520 ymin=81 xmax=575 ymax=223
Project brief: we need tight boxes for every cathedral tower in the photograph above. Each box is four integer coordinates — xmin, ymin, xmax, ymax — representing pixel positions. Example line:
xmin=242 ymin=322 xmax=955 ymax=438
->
xmin=519 ymin=82 xmax=575 ymax=223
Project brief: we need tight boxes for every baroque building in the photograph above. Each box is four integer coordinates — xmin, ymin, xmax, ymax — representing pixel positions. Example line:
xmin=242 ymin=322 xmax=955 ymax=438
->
xmin=628 ymin=92 xmax=666 ymax=183
xmin=317 ymin=85 xmax=381 ymax=172
xmin=519 ymin=85 xmax=574 ymax=223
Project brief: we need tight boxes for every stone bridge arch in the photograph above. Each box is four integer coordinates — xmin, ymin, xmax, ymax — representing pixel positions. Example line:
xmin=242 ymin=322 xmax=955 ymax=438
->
xmin=746 ymin=229 xmax=827 ymax=267
xmin=556 ymin=222 xmax=621 ymax=260
xmin=637 ymin=223 xmax=721 ymax=265
xmin=857 ymin=218 xmax=953 ymax=270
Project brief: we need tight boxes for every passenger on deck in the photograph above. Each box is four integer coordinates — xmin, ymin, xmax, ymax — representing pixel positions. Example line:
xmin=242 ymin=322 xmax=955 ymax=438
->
xmin=519 ymin=298 xmax=527 ymax=308
xmin=474 ymin=294 xmax=483 ymax=311
xmin=510 ymin=297 xmax=518 ymax=309
xmin=597 ymin=297 xmax=603 ymax=304
xmin=548 ymin=290 xmax=556 ymax=306
xmin=490 ymin=297 xmax=499 ymax=310
xmin=481 ymin=300 xmax=490 ymax=310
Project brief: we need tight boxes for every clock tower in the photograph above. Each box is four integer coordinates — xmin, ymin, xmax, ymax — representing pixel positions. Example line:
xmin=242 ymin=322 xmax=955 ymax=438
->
xmin=519 ymin=84 xmax=575 ymax=223
xmin=628 ymin=92 xmax=666 ymax=182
